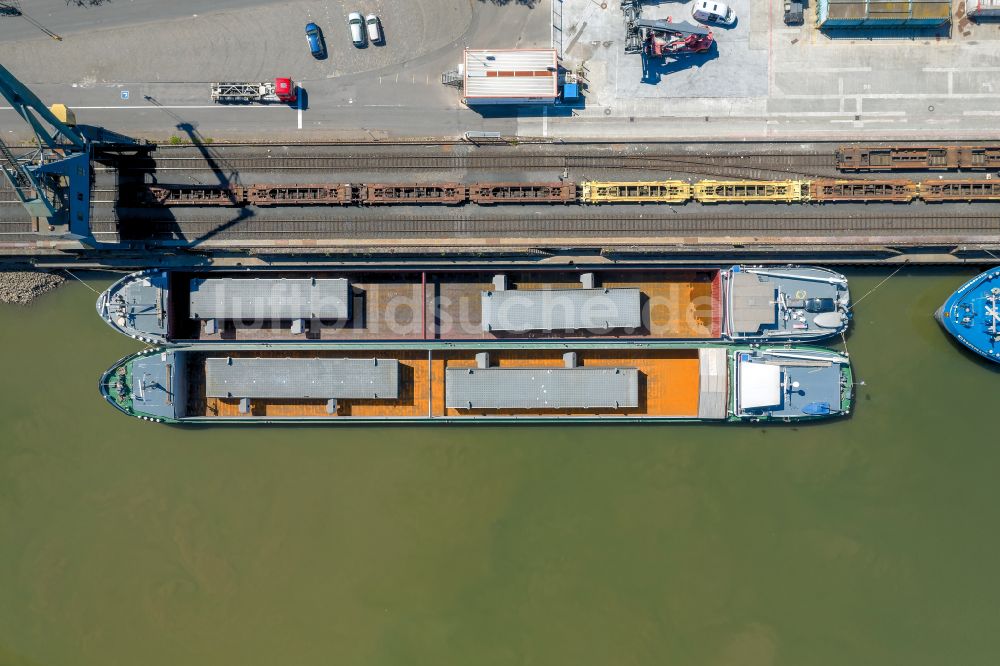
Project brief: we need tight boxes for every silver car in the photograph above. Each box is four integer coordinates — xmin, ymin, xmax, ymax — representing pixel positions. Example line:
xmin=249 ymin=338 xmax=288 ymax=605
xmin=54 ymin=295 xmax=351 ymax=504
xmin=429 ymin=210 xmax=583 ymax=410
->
xmin=348 ymin=12 xmax=365 ymax=46
xmin=365 ymin=14 xmax=383 ymax=44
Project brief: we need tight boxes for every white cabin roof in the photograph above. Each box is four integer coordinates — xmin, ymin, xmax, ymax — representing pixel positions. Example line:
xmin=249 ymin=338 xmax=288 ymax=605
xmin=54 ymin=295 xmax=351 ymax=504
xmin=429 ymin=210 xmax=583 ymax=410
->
xmin=739 ymin=361 xmax=781 ymax=410
xmin=463 ymin=49 xmax=558 ymax=100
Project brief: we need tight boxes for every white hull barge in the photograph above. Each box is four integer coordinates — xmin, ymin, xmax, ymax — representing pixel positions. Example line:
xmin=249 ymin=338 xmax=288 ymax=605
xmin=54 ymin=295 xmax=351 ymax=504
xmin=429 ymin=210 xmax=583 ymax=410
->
xmin=97 ymin=265 xmax=850 ymax=345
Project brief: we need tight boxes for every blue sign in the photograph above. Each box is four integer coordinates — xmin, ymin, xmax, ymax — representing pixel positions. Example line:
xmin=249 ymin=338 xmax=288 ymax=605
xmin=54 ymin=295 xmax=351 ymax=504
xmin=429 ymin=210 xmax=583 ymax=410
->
xmin=121 ymin=90 xmax=129 ymax=100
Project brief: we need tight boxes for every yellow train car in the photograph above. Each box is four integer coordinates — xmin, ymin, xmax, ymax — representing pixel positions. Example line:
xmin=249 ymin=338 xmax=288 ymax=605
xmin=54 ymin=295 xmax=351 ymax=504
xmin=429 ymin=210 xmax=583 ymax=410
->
xmin=580 ymin=181 xmax=692 ymax=204
xmin=693 ymin=180 xmax=808 ymax=204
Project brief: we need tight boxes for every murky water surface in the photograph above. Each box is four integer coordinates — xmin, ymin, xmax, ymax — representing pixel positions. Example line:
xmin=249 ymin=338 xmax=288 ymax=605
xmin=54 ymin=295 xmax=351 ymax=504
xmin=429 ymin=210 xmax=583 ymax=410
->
xmin=1 ymin=268 xmax=998 ymax=665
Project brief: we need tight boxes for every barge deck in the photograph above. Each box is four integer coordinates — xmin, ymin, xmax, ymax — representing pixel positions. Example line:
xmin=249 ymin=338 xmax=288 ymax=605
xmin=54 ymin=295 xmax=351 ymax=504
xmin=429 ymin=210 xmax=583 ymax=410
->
xmin=98 ymin=266 xmax=849 ymax=344
xmin=100 ymin=342 xmax=854 ymax=424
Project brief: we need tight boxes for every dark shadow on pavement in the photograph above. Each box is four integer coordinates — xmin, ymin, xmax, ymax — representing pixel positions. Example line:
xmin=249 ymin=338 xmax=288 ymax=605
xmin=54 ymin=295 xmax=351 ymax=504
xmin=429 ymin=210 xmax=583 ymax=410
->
xmin=470 ymin=102 xmax=580 ymax=119
xmin=641 ymin=49 xmax=719 ymax=85
xmin=136 ymin=96 xmax=255 ymax=247
xmin=821 ymin=23 xmax=951 ymax=40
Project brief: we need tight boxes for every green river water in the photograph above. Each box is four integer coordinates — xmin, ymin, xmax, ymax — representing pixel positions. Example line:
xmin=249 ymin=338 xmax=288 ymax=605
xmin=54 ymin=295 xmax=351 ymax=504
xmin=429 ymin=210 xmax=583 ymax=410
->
xmin=1 ymin=267 xmax=998 ymax=666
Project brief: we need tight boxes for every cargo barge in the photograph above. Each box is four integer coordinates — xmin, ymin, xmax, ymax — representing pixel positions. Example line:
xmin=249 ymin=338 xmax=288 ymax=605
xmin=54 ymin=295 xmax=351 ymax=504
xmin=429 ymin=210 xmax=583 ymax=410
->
xmin=98 ymin=342 xmax=854 ymax=424
xmin=97 ymin=265 xmax=850 ymax=345
xmin=935 ymin=266 xmax=1000 ymax=363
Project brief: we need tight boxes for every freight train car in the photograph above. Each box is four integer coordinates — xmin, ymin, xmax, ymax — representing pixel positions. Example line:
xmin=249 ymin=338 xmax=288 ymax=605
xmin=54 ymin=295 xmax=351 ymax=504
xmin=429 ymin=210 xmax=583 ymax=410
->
xmin=808 ymin=179 xmax=917 ymax=203
xmin=361 ymin=183 xmax=467 ymax=205
xmin=693 ymin=180 xmax=807 ymax=203
xmin=245 ymin=184 xmax=352 ymax=206
xmin=837 ymin=145 xmax=1000 ymax=171
xmin=134 ymin=177 xmax=1000 ymax=208
xmin=142 ymin=185 xmax=245 ymax=206
xmin=580 ymin=181 xmax=691 ymax=204
xmin=468 ymin=183 xmax=576 ymax=204
xmin=917 ymin=180 xmax=1000 ymax=202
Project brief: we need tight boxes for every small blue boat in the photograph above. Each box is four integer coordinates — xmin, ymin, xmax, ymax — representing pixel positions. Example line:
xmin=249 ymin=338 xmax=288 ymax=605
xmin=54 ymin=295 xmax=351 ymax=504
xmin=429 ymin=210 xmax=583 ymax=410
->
xmin=936 ymin=267 xmax=1000 ymax=362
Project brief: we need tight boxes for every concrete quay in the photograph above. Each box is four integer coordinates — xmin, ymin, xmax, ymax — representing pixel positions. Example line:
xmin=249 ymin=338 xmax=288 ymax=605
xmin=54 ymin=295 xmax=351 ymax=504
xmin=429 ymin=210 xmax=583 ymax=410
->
xmin=1 ymin=0 xmax=999 ymax=142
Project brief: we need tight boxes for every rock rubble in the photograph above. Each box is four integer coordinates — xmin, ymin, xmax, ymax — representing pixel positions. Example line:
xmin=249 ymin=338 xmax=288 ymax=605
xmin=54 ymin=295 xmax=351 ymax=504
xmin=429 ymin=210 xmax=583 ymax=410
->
xmin=0 ymin=270 xmax=66 ymax=304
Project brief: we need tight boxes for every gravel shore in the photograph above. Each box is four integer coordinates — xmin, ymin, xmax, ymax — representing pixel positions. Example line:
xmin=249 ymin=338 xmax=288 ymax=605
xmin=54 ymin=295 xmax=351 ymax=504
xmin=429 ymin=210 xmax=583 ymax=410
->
xmin=0 ymin=270 xmax=66 ymax=304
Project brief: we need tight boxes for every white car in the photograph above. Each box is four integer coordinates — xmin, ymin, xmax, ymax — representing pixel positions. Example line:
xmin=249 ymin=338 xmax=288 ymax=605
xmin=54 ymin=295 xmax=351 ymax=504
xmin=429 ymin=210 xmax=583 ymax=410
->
xmin=692 ymin=0 xmax=736 ymax=25
xmin=348 ymin=12 xmax=365 ymax=46
xmin=365 ymin=14 xmax=383 ymax=44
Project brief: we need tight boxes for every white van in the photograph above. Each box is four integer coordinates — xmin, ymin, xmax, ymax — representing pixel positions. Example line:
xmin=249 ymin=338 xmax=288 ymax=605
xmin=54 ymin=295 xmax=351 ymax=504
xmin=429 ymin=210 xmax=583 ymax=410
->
xmin=692 ymin=0 xmax=736 ymax=25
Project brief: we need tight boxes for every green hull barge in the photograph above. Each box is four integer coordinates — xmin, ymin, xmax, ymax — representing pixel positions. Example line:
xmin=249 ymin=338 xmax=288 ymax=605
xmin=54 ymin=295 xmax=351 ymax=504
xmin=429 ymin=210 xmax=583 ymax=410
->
xmin=100 ymin=341 xmax=854 ymax=425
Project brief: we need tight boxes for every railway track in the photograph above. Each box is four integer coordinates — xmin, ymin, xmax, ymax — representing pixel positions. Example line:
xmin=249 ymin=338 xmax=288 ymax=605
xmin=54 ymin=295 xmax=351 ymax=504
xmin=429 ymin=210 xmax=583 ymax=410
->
xmin=122 ymin=212 xmax=1000 ymax=241
xmin=100 ymin=152 xmax=838 ymax=180
xmin=0 ymin=187 xmax=117 ymax=206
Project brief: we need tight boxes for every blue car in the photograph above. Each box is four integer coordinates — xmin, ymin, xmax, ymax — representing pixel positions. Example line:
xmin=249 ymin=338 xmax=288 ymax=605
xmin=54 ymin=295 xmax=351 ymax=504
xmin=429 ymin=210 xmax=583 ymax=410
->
xmin=305 ymin=22 xmax=326 ymax=59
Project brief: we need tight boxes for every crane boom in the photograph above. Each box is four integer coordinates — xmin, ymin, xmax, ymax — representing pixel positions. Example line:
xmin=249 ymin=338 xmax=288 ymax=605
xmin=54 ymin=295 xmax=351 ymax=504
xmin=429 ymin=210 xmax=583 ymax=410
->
xmin=0 ymin=63 xmax=91 ymax=239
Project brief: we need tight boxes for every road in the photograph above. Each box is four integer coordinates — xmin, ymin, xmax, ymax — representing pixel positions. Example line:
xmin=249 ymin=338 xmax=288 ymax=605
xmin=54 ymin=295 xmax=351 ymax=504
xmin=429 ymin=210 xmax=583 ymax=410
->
xmin=4 ymin=0 xmax=1000 ymax=142
xmin=0 ymin=0 xmax=540 ymax=141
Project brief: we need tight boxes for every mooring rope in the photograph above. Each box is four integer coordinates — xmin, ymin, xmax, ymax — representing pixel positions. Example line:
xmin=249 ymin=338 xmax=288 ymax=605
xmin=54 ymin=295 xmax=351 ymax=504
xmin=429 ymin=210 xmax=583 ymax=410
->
xmin=848 ymin=261 xmax=909 ymax=311
xmin=980 ymin=245 xmax=1000 ymax=262
xmin=61 ymin=268 xmax=99 ymax=294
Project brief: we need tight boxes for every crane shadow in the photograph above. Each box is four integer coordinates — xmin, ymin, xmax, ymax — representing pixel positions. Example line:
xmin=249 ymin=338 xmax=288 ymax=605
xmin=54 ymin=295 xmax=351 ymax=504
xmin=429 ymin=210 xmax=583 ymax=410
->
xmin=641 ymin=49 xmax=718 ymax=85
xmin=143 ymin=95 xmax=255 ymax=247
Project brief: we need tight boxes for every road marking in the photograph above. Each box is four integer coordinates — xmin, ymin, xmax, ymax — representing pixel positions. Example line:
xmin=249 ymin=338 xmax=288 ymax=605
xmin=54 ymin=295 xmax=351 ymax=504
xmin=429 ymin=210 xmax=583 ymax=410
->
xmin=0 ymin=105 xmax=289 ymax=110
xmin=776 ymin=93 xmax=1000 ymax=99
xmin=767 ymin=111 xmax=905 ymax=117
xmin=805 ymin=67 xmax=873 ymax=73
xmin=296 ymin=83 xmax=303 ymax=130
xmin=830 ymin=119 xmax=899 ymax=125
xmin=924 ymin=67 xmax=1000 ymax=72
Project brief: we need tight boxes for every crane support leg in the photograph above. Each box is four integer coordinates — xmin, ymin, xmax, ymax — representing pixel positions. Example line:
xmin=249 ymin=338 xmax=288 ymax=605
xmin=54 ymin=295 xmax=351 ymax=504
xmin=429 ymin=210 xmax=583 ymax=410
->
xmin=0 ymin=63 xmax=93 ymax=241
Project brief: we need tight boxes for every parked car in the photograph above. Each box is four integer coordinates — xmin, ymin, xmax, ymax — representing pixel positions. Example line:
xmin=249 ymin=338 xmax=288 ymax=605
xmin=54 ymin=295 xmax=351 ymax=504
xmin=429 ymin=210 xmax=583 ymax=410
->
xmin=365 ymin=14 xmax=383 ymax=44
xmin=305 ymin=22 xmax=327 ymax=58
xmin=348 ymin=12 xmax=365 ymax=46
xmin=692 ymin=0 xmax=736 ymax=25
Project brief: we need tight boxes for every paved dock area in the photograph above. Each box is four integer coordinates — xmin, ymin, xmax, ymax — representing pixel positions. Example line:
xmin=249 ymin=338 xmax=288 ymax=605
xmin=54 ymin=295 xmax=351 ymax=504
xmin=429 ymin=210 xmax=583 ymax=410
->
xmin=1 ymin=0 xmax=999 ymax=141
xmin=0 ymin=0 xmax=540 ymax=141
xmin=546 ymin=0 xmax=1000 ymax=140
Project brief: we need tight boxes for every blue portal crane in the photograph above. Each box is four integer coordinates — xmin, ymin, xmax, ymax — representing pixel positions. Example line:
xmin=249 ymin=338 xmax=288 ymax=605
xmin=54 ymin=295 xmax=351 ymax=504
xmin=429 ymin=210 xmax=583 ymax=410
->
xmin=0 ymin=63 xmax=92 ymax=241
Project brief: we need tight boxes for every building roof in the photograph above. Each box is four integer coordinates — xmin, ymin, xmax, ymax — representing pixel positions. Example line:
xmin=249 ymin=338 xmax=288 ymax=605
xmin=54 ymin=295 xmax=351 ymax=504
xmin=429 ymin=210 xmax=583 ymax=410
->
xmin=738 ymin=361 xmax=782 ymax=410
xmin=969 ymin=0 xmax=1000 ymax=11
xmin=131 ymin=350 xmax=179 ymax=419
xmin=697 ymin=347 xmax=728 ymax=419
xmin=481 ymin=288 xmax=642 ymax=332
xmin=821 ymin=0 xmax=951 ymax=22
xmin=463 ymin=49 xmax=558 ymax=100
xmin=729 ymin=272 xmax=777 ymax=333
xmin=189 ymin=278 xmax=350 ymax=320
xmin=205 ymin=357 xmax=399 ymax=399
xmin=445 ymin=366 xmax=639 ymax=409
xmin=114 ymin=271 xmax=169 ymax=335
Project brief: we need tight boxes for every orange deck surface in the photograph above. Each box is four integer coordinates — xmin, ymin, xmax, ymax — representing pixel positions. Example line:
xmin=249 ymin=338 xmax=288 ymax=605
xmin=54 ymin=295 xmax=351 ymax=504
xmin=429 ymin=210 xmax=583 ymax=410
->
xmin=429 ymin=272 xmax=716 ymax=340
xmin=187 ymin=271 xmax=717 ymax=342
xmin=196 ymin=348 xmax=702 ymax=419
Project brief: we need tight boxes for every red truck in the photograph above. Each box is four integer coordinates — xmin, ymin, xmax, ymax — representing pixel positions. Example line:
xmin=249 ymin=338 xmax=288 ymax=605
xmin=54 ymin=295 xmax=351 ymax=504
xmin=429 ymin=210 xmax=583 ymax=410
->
xmin=211 ymin=77 xmax=297 ymax=103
